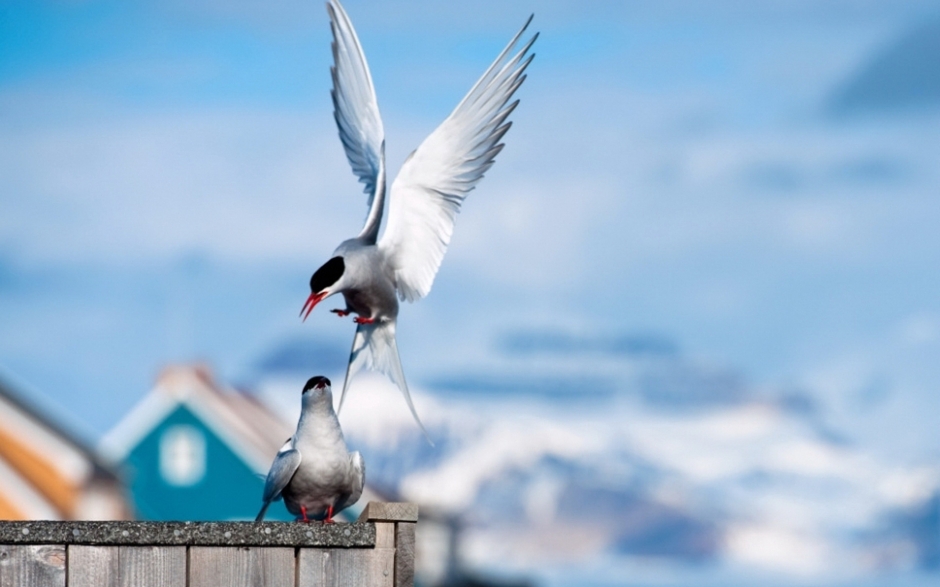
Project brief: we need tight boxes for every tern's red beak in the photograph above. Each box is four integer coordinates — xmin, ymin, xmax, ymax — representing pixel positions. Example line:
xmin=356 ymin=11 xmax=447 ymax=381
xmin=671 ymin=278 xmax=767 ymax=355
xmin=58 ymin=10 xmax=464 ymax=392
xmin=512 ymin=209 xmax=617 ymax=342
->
xmin=300 ymin=292 xmax=327 ymax=322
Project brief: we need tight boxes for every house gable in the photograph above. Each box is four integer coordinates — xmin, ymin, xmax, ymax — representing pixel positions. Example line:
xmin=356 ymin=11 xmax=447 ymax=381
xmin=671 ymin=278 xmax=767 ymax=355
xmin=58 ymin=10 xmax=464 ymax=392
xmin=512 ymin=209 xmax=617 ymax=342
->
xmin=124 ymin=404 xmax=291 ymax=521
xmin=0 ymin=377 xmax=127 ymax=520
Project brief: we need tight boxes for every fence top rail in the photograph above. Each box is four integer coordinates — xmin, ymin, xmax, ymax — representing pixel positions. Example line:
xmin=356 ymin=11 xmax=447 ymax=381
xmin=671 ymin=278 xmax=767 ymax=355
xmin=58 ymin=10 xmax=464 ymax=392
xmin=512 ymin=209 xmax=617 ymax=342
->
xmin=0 ymin=520 xmax=374 ymax=547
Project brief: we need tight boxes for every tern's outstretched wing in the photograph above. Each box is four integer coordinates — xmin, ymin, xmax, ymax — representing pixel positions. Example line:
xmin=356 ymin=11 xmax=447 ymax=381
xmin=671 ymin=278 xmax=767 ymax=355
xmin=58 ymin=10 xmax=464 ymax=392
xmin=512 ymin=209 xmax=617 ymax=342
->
xmin=379 ymin=16 xmax=537 ymax=301
xmin=338 ymin=320 xmax=432 ymax=444
xmin=256 ymin=439 xmax=301 ymax=521
xmin=327 ymin=0 xmax=386 ymax=243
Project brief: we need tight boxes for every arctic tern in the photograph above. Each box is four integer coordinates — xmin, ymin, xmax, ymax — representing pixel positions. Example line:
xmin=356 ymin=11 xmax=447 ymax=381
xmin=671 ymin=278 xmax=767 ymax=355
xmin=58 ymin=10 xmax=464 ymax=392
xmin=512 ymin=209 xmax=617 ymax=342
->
xmin=256 ymin=376 xmax=365 ymax=523
xmin=301 ymin=0 xmax=538 ymax=440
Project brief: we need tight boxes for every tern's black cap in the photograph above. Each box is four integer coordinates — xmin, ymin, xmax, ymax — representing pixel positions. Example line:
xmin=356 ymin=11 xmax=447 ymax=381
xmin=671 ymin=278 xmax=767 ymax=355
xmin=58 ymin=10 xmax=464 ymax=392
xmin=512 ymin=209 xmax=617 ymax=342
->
xmin=303 ymin=376 xmax=331 ymax=393
xmin=310 ymin=257 xmax=344 ymax=293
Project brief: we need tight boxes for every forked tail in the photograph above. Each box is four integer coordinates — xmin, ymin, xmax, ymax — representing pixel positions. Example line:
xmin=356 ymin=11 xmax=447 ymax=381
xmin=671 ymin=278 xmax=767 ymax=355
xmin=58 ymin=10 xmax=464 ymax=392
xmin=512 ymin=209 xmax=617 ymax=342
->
xmin=338 ymin=319 xmax=433 ymax=445
xmin=255 ymin=501 xmax=270 ymax=522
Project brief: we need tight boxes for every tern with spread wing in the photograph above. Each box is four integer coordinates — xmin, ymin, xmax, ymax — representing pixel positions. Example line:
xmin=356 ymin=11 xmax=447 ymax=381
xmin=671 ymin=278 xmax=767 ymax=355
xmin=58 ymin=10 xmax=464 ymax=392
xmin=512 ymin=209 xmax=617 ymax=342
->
xmin=300 ymin=0 xmax=538 ymax=441
xmin=256 ymin=376 xmax=365 ymax=523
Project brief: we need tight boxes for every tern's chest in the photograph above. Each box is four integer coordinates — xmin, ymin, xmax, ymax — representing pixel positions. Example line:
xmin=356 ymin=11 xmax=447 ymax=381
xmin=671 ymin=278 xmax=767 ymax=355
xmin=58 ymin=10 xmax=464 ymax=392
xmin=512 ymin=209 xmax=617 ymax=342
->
xmin=340 ymin=249 xmax=398 ymax=317
xmin=283 ymin=449 xmax=351 ymax=513
xmin=290 ymin=432 xmax=349 ymax=488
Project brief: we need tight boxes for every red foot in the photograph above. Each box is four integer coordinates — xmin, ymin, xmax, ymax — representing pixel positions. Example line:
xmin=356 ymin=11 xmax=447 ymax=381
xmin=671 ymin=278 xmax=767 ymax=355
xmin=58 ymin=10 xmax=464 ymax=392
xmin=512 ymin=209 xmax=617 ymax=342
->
xmin=300 ymin=506 xmax=310 ymax=523
xmin=331 ymin=309 xmax=350 ymax=317
xmin=324 ymin=506 xmax=335 ymax=524
xmin=353 ymin=317 xmax=375 ymax=325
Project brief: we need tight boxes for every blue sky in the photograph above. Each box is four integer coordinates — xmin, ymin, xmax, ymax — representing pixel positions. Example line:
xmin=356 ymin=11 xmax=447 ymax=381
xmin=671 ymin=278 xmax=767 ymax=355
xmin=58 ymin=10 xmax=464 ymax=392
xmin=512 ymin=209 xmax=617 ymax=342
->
xmin=2 ymin=0 xmax=940 ymax=460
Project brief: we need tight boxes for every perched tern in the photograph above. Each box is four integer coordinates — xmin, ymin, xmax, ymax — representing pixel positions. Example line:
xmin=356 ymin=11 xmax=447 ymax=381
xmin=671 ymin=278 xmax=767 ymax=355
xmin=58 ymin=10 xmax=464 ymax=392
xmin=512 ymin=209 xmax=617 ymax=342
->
xmin=300 ymin=0 xmax=537 ymax=441
xmin=256 ymin=376 xmax=365 ymax=523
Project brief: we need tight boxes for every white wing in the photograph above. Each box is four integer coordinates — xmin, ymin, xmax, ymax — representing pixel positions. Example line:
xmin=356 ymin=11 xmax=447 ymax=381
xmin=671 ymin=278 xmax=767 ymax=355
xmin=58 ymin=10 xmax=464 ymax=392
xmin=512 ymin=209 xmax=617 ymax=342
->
xmin=328 ymin=0 xmax=386 ymax=243
xmin=379 ymin=16 xmax=537 ymax=301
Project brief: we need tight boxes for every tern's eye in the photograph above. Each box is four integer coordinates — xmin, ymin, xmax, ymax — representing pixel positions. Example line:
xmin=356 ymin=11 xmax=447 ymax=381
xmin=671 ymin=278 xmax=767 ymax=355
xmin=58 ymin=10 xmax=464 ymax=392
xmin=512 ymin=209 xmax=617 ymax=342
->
xmin=310 ymin=257 xmax=345 ymax=293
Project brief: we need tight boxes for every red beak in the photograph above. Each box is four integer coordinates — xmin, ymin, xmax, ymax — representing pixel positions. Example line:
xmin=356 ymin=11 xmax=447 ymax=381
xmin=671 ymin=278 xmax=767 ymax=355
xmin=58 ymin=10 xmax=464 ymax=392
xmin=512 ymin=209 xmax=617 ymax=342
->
xmin=300 ymin=292 xmax=327 ymax=322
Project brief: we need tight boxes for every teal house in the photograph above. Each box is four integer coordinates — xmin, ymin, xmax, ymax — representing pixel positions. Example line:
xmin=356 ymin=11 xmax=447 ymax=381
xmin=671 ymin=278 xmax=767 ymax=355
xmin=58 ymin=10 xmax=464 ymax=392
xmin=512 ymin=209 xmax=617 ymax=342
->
xmin=101 ymin=365 xmax=294 ymax=521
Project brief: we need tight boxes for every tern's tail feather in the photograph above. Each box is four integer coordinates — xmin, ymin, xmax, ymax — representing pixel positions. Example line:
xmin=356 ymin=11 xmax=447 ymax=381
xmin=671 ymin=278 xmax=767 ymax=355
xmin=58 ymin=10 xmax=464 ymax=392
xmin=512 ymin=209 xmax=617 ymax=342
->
xmin=255 ymin=501 xmax=270 ymax=522
xmin=338 ymin=320 xmax=433 ymax=445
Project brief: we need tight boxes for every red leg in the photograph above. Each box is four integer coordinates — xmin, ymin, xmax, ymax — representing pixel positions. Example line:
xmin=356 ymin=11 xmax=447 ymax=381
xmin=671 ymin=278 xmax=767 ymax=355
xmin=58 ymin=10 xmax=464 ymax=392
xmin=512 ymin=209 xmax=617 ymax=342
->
xmin=324 ymin=506 xmax=335 ymax=524
xmin=353 ymin=317 xmax=375 ymax=325
xmin=331 ymin=309 xmax=350 ymax=317
xmin=300 ymin=506 xmax=310 ymax=523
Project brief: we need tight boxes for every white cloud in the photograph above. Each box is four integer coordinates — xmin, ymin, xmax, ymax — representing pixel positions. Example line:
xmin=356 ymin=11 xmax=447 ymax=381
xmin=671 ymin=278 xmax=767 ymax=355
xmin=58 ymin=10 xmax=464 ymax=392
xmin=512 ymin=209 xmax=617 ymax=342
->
xmin=896 ymin=313 xmax=940 ymax=347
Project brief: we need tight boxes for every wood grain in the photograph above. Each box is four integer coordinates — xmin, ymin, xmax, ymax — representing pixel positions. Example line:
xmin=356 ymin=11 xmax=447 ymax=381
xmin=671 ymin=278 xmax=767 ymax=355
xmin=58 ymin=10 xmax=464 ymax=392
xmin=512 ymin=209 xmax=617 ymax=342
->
xmin=189 ymin=547 xmax=295 ymax=587
xmin=357 ymin=503 xmax=418 ymax=523
xmin=394 ymin=523 xmax=415 ymax=587
xmin=0 ymin=544 xmax=65 ymax=587
xmin=374 ymin=523 xmax=395 ymax=549
xmin=297 ymin=548 xmax=394 ymax=587
xmin=296 ymin=550 xmax=328 ymax=587
xmin=68 ymin=546 xmax=186 ymax=587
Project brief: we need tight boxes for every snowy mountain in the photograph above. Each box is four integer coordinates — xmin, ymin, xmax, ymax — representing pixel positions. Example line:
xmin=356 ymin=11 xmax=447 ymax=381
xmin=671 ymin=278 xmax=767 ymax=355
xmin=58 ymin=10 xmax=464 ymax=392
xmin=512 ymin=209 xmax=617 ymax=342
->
xmin=249 ymin=332 xmax=940 ymax=586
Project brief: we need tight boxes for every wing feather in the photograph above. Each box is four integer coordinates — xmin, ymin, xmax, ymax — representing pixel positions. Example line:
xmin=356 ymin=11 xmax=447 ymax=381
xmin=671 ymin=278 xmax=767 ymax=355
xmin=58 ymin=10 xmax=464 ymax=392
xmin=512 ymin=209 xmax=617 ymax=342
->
xmin=328 ymin=0 xmax=386 ymax=242
xmin=261 ymin=441 xmax=301 ymax=504
xmin=379 ymin=17 xmax=537 ymax=301
xmin=348 ymin=451 xmax=365 ymax=508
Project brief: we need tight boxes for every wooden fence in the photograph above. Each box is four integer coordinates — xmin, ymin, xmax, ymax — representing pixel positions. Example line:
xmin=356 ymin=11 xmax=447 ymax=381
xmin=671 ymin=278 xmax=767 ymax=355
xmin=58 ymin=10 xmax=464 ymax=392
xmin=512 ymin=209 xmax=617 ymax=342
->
xmin=0 ymin=501 xmax=416 ymax=587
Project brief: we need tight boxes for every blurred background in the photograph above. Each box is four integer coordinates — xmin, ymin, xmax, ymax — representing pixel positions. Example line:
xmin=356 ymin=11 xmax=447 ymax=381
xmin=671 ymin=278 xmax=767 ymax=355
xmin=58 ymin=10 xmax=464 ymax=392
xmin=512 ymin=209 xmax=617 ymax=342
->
xmin=2 ymin=0 xmax=940 ymax=585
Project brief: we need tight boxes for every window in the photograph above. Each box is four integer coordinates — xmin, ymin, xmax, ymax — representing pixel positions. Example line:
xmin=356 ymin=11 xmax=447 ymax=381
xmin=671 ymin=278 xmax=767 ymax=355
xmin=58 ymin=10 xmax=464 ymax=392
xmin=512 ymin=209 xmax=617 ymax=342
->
xmin=159 ymin=425 xmax=206 ymax=486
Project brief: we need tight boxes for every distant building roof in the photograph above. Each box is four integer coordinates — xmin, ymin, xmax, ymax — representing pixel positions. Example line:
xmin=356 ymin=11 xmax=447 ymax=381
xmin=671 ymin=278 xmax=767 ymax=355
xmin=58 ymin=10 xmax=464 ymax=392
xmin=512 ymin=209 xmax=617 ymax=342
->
xmin=101 ymin=364 xmax=291 ymax=473
xmin=0 ymin=377 xmax=129 ymax=520
xmin=102 ymin=364 xmax=385 ymax=521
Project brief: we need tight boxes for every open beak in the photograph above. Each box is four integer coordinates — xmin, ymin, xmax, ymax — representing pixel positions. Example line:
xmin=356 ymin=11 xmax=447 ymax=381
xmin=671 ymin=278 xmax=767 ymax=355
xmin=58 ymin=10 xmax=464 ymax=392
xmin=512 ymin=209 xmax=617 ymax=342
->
xmin=300 ymin=291 xmax=327 ymax=322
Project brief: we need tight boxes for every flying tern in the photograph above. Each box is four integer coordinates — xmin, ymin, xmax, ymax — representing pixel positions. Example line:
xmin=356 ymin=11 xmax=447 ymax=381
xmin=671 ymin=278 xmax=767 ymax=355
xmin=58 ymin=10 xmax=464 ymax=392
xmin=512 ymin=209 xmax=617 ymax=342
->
xmin=256 ymin=376 xmax=365 ymax=523
xmin=300 ymin=0 xmax=538 ymax=441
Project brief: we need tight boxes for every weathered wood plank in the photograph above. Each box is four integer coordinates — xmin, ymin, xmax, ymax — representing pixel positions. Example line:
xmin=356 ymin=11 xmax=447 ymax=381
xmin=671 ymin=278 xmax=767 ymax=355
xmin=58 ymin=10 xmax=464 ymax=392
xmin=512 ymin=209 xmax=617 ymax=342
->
xmin=329 ymin=549 xmax=395 ymax=587
xmin=394 ymin=523 xmax=416 ymax=587
xmin=357 ymin=503 xmax=418 ymax=523
xmin=117 ymin=547 xmax=186 ymax=587
xmin=297 ymin=548 xmax=394 ymax=587
xmin=0 ymin=544 xmax=65 ymax=587
xmin=68 ymin=546 xmax=186 ymax=587
xmin=296 ymin=550 xmax=328 ymax=586
xmin=374 ymin=523 xmax=395 ymax=549
xmin=189 ymin=547 xmax=294 ymax=587
xmin=66 ymin=546 xmax=116 ymax=586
